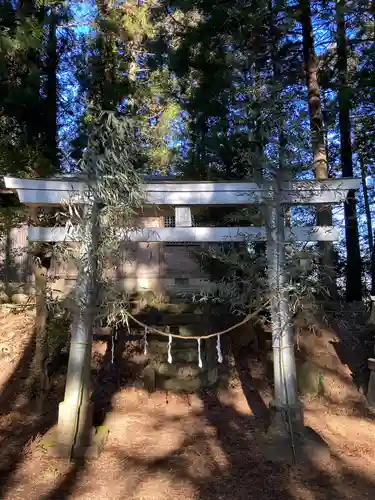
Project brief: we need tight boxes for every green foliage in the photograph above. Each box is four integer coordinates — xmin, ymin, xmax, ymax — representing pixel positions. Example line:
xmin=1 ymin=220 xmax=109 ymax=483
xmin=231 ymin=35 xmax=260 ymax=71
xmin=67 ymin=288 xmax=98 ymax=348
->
xmin=0 ymin=0 xmax=73 ymax=176
xmin=57 ymin=110 xmax=145 ymax=326
xmin=120 ymin=3 xmax=154 ymax=40
xmin=73 ymin=1 xmax=183 ymax=172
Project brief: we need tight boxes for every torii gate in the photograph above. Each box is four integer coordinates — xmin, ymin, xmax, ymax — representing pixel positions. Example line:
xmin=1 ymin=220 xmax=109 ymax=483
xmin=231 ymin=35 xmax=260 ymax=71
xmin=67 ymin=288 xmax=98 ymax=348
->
xmin=4 ymin=175 xmax=361 ymax=460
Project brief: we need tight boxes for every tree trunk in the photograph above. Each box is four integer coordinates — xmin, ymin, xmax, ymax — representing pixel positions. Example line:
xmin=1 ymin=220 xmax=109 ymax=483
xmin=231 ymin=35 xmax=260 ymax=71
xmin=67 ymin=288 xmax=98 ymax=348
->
xmin=359 ymin=152 xmax=375 ymax=322
xmin=18 ymin=1 xmax=44 ymax=151
xmin=300 ymin=0 xmax=336 ymax=300
xmin=33 ymin=260 xmax=49 ymax=409
xmin=29 ymin=208 xmax=50 ymax=412
xmin=95 ymin=0 xmax=118 ymax=111
xmin=370 ymin=230 xmax=375 ymax=324
xmin=359 ymin=153 xmax=373 ymax=256
xmin=321 ymin=88 xmax=332 ymax=175
xmin=336 ymin=0 xmax=362 ymax=302
xmin=269 ymin=1 xmax=291 ymax=227
xmin=44 ymin=6 xmax=59 ymax=170
xmin=4 ymin=209 xmax=13 ymax=298
xmin=371 ymin=230 xmax=375 ymax=296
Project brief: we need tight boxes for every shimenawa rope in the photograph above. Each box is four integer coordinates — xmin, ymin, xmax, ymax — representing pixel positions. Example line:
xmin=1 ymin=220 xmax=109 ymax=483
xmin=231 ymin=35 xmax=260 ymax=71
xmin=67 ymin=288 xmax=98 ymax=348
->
xmin=123 ymin=299 xmax=271 ymax=341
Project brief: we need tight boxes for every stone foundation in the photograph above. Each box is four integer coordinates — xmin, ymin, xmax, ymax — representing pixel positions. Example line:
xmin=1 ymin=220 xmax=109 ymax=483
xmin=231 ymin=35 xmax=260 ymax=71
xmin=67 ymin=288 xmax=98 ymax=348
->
xmin=56 ymin=400 xmax=94 ymax=457
xmin=143 ymin=328 xmax=219 ymax=393
xmin=263 ymin=401 xmax=330 ymax=465
xmin=42 ymin=424 xmax=109 ymax=459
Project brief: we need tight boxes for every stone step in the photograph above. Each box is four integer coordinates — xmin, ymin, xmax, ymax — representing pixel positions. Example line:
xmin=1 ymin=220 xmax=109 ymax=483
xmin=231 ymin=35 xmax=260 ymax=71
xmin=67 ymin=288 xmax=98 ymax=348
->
xmin=153 ymin=362 xmax=202 ymax=378
xmin=156 ymin=369 xmax=218 ymax=393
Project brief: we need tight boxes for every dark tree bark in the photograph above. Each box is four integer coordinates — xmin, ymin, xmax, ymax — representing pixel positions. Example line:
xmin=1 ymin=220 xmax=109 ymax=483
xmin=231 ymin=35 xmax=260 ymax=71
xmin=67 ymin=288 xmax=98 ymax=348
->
xmin=358 ymin=149 xmax=375 ymax=322
xmin=371 ymin=232 xmax=375 ymax=297
xmin=369 ymin=231 xmax=375 ymax=324
xmin=94 ymin=0 xmax=118 ymax=111
xmin=28 ymin=208 xmax=50 ymax=412
xmin=336 ymin=0 xmax=362 ymax=302
xmin=44 ymin=6 xmax=59 ymax=170
xmin=18 ymin=0 xmax=44 ymax=148
xmin=268 ymin=1 xmax=291 ymax=226
xmin=359 ymin=152 xmax=373 ymax=257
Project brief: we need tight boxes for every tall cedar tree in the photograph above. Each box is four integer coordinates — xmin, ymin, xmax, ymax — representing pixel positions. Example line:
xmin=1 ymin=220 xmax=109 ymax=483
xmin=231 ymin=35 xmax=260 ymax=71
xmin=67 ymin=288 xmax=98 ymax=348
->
xmin=336 ymin=0 xmax=362 ymax=301
xmin=299 ymin=0 xmax=336 ymax=300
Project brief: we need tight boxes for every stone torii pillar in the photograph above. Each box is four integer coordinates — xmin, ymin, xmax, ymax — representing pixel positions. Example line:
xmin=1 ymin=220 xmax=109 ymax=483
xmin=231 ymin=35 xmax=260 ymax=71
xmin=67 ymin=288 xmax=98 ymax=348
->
xmin=55 ymin=203 xmax=107 ymax=458
xmin=263 ymin=183 xmax=306 ymax=463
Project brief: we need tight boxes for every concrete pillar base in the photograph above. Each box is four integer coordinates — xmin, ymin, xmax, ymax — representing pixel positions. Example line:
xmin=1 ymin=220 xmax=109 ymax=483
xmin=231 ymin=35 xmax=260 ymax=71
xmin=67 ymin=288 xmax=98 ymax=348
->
xmin=268 ymin=399 xmax=305 ymax=432
xmin=41 ymin=400 xmax=108 ymax=459
xmin=57 ymin=400 xmax=93 ymax=453
xmin=366 ymin=359 xmax=375 ymax=407
xmin=262 ymin=401 xmax=330 ymax=465
xmin=42 ymin=424 xmax=109 ymax=460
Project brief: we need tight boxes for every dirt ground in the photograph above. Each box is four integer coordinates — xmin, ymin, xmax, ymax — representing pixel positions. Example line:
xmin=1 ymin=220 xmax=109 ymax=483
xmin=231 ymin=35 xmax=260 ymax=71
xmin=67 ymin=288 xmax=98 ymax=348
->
xmin=1 ymin=308 xmax=375 ymax=500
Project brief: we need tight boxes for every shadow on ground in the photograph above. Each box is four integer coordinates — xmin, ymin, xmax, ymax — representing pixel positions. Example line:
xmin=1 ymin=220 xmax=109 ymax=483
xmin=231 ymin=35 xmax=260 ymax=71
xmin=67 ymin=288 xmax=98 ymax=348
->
xmin=1 ymin=303 xmax=375 ymax=500
xmin=33 ymin=344 xmax=375 ymax=500
xmin=320 ymin=302 xmax=375 ymax=395
xmin=0 ymin=327 xmax=64 ymax=498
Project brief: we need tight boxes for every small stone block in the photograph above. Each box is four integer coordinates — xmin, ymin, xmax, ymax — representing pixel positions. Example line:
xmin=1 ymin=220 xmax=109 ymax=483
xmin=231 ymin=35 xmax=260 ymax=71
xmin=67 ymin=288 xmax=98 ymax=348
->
xmin=78 ymin=426 xmax=109 ymax=459
xmin=262 ymin=425 xmax=331 ymax=465
xmin=72 ymin=426 xmax=109 ymax=459
xmin=41 ymin=425 xmax=109 ymax=460
xmin=41 ymin=427 xmax=71 ymax=459
xmin=262 ymin=405 xmax=330 ymax=465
